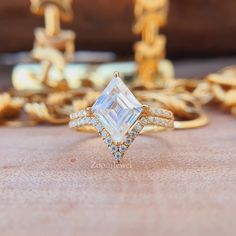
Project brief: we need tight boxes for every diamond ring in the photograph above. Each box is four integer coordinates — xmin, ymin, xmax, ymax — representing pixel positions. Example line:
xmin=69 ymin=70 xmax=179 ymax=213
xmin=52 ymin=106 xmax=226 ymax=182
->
xmin=69 ymin=72 xmax=174 ymax=161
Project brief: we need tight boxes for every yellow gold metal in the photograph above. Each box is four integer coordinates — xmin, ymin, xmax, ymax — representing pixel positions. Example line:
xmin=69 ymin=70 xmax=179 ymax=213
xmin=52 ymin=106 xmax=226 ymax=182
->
xmin=1 ymin=0 xmax=235 ymax=129
xmin=193 ymin=66 xmax=236 ymax=116
xmin=133 ymin=82 xmax=209 ymax=129
xmin=30 ymin=0 xmax=73 ymax=23
xmin=3 ymin=63 xmax=236 ymax=127
xmin=0 ymin=93 xmax=24 ymax=120
xmin=133 ymin=0 xmax=173 ymax=88
xmin=113 ymin=71 xmax=120 ymax=78
xmin=174 ymin=113 xmax=209 ymax=129
xmin=24 ymin=102 xmax=69 ymax=125
xmin=12 ymin=0 xmax=75 ymax=91
xmin=45 ymin=5 xmax=61 ymax=36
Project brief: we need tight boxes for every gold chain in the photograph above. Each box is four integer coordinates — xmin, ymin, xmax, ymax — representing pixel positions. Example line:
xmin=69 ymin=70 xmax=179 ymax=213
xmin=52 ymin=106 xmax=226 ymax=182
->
xmin=133 ymin=0 xmax=170 ymax=88
xmin=0 ymin=0 xmax=235 ymax=128
xmin=1 ymin=67 xmax=235 ymax=127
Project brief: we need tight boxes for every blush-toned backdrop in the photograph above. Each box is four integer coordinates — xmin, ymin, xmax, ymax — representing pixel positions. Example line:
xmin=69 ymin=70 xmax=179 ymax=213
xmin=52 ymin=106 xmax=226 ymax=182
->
xmin=0 ymin=0 xmax=236 ymax=57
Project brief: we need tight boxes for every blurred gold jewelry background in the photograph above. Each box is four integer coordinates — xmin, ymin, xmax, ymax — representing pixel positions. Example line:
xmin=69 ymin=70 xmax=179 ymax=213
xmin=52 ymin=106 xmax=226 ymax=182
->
xmin=0 ymin=0 xmax=235 ymax=128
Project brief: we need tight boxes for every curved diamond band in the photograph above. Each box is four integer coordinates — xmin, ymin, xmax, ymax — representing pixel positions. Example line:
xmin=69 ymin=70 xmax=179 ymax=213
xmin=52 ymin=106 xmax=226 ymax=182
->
xmin=69 ymin=72 xmax=174 ymax=161
xmin=69 ymin=106 xmax=173 ymax=132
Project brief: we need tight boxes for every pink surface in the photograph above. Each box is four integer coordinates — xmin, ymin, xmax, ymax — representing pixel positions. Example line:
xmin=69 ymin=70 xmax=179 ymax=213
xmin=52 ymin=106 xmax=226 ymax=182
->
xmin=0 ymin=109 xmax=236 ymax=236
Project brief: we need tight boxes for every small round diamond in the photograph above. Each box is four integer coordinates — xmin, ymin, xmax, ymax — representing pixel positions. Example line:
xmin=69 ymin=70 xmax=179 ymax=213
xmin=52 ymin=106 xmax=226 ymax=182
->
xmin=96 ymin=123 xmax=103 ymax=131
xmin=91 ymin=118 xmax=97 ymax=125
xmin=87 ymin=117 xmax=92 ymax=124
xmin=154 ymin=117 xmax=159 ymax=124
xmin=79 ymin=110 xmax=87 ymax=117
xmin=162 ymin=119 xmax=167 ymax=126
xmin=163 ymin=110 xmax=169 ymax=116
xmin=114 ymin=152 xmax=122 ymax=160
xmin=84 ymin=117 xmax=89 ymax=124
xmin=119 ymin=145 xmax=127 ymax=153
xmin=159 ymin=119 xmax=164 ymax=124
xmin=110 ymin=144 xmax=118 ymax=153
xmin=80 ymin=117 xmax=86 ymax=125
xmin=141 ymin=117 xmax=148 ymax=125
xmin=69 ymin=120 xmax=76 ymax=128
xmin=134 ymin=122 xmax=143 ymax=132
xmin=129 ymin=131 xmax=137 ymax=138
xmin=155 ymin=109 xmax=161 ymax=115
xmin=105 ymin=137 xmax=112 ymax=145
xmin=70 ymin=113 xmax=76 ymax=119
xmin=101 ymin=130 xmax=108 ymax=138
xmin=75 ymin=119 xmax=80 ymax=126
xmin=125 ymin=137 xmax=132 ymax=145
xmin=148 ymin=117 xmax=155 ymax=124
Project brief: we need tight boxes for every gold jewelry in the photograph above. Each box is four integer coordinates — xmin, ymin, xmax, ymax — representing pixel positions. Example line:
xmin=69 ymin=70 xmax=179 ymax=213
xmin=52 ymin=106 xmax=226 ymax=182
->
xmin=133 ymin=0 xmax=172 ymax=87
xmin=69 ymin=72 xmax=174 ymax=161
xmin=134 ymin=87 xmax=209 ymax=129
xmin=13 ymin=0 xmax=76 ymax=91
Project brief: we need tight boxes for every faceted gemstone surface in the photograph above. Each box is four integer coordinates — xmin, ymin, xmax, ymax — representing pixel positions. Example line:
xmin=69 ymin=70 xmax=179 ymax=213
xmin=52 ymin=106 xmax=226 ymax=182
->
xmin=92 ymin=76 xmax=142 ymax=143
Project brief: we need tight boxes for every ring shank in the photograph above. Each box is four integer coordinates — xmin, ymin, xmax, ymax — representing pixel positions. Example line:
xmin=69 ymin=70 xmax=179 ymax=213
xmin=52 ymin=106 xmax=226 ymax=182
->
xmin=73 ymin=123 xmax=172 ymax=133
xmin=69 ymin=105 xmax=174 ymax=133
xmin=69 ymin=105 xmax=174 ymax=136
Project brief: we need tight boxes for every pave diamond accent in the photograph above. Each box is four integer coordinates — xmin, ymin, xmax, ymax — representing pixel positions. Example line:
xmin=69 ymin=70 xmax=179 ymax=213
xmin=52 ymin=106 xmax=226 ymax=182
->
xmin=92 ymin=75 xmax=143 ymax=143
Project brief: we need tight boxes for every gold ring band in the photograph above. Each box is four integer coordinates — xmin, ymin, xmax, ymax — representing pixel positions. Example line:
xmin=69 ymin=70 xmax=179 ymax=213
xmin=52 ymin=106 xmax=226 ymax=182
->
xmin=69 ymin=105 xmax=174 ymax=132
xmin=69 ymin=72 xmax=174 ymax=161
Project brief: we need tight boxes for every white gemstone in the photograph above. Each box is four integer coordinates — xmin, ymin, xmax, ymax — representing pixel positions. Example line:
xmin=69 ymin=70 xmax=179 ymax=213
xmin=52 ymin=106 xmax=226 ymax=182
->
xmin=125 ymin=137 xmax=132 ymax=145
xmin=110 ymin=144 xmax=118 ymax=152
xmin=159 ymin=119 xmax=164 ymax=126
xmin=154 ymin=117 xmax=159 ymax=124
xmin=155 ymin=109 xmax=161 ymax=115
xmin=79 ymin=110 xmax=87 ymax=117
xmin=88 ymin=118 xmax=94 ymax=125
xmin=105 ymin=137 xmax=112 ymax=145
xmin=141 ymin=117 xmax=148 ymax=125
xmin=163 ymin=110 xmax=168 ymax=115
xmin=162 ymin=119 xmax=167 ymax=126
xmin=134 ymin=122 xmax=143 ymax=132
xmin=92 ymin=76 xmax=142 ymax=143
xmin=95 ymin=123 xmax=103 ymax=131
xmin=119 ymin=145 xmax=127 ymax=153
xmin=70 ymin=113 xmax=76 ymax=119
xmin=101 ymin=130 xmax=108 ymax=138
xmin=91 ymin=118 xmax=97 ymax=125
xmin=114 ymin=152 xmax=122 ymax=160
xmin=129 ymin=131 xmax=137 ymax=138
xmin=80 ymin=118 xmax=86 ymax=125
xmin=69 ymin=120 xmax=76 ymax=128
xmin=148 ymin=117 xmax=155 ymax=123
